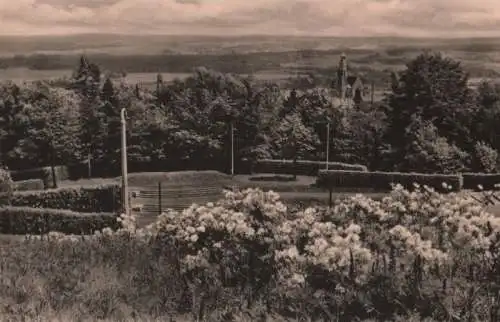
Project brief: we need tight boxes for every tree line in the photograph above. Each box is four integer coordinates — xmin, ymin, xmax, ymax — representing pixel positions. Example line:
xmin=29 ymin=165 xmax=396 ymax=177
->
xmin=0 ymin=52 xmax=499 ymax=178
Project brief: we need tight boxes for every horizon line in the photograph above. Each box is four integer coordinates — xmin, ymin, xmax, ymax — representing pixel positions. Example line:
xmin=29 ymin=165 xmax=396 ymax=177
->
xmin=0 ymin=32 xmax=498 ymax=40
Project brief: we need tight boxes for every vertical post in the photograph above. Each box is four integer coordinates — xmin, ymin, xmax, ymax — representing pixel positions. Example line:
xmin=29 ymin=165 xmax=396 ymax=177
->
xmin=231 ymin=121 xmax=234 ymax=176
xmin=50 ymin=139 xmax=57 ymax=189
xmin=371 ymin=81 xmax=374 ymax=108
xmin=121 ymin=108 xmax=129 ymax=216
xmin=328 ymin=187 xmax=333 ymax=208
xmin=326 ymin=122 xmax=330 ymax=170
xmin=347 ymin=92 xmax=351 ymax=109
xmin=158 ymin=181 xmax=162 ymax=215
xmin=87 ymin=153 xmax=92 ymax=178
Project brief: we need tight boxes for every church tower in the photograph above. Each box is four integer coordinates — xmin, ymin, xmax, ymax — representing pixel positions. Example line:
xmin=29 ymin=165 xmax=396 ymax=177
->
xmin=337 ymin=53 xmax=348 ymax=101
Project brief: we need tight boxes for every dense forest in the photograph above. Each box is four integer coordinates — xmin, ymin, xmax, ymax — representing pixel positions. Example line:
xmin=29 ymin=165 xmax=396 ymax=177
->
xmin=0 ymin=52 xmax=499 ymax=178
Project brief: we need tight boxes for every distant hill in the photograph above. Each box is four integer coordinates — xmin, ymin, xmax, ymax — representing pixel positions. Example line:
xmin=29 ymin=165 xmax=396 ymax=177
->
xmin=0 ymin=34 xmax=499 ymax=93
xmin=0 ymin=34 xmax=500 ymax=56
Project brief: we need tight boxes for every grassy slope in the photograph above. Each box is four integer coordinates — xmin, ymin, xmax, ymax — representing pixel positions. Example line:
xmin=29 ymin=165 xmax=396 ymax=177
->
xmin=0 ymin=233 xmax=426 ymax=321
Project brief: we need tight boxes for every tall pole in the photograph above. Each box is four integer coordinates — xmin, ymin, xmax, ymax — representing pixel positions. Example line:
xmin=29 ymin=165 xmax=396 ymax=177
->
xmin=121 ymin=108 xmax=129 ymax=216
xmin=230 ymin=121 xmax=234 ymax=176
xmin=326 ymin=121 xmax=330 ymax=170
xmin=87 ymin=153 xmax=91 ymax=178
xmin=371 ymin=81 xmax=375 ymax=108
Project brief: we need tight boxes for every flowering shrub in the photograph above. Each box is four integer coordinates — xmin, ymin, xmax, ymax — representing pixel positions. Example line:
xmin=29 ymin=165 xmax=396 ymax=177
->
xmin=27 ymin=184 xmax=500 ymax=320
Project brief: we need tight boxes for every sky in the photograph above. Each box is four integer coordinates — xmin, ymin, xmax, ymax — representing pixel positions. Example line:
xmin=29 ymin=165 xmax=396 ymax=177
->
xmin=0 ymin=0 xmax=499 ymax=37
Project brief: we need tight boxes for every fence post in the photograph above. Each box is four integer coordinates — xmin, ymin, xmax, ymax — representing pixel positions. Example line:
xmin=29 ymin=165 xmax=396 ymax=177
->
xmin=328 ymin=187 xmax=333 ymax=208
xmin=158 ymin=181 xmax=162 ymax=215
xmin=115 ymin=185 xmax=119 ymax=213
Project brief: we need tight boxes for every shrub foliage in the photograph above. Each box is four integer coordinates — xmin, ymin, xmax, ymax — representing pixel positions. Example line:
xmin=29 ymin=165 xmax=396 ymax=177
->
xmin=317 ymin=170 xmax=463 ymax=192
xmin=254 ymin=159 xmax=368 ymax=176
xmin=10 ymin=166 xmax=69 ymax=189
xmin=0 ymin=206 xmax=119 ymax=235
xmin=13 ymin=179 xmax=45 ymax=191
xmin=462 ymin=172 xmax=500 ymax=191
xmin=10 ymin=184 xmax=121 ymax=213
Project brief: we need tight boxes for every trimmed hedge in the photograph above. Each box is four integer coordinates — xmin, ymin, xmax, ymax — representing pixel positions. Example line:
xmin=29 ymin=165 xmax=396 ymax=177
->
xmin=462 ymin=173 xmax=500 ymax=191
xmin=10 ymin=166 xmax=69 ymax=189
xmin=10 ymin=184 xmax=121 ymax=213
xmin=0 ymin=206 xmax=120 ymax=235
xmin=254 ymin=159 xmax=368 ymax=176
xmin=317 ymin=170 xmax=463 ymax=192
xmin=13 ymin=179 xmax=45 ymax=191
xmin=249 ymin=175 xmax=297 ymax=182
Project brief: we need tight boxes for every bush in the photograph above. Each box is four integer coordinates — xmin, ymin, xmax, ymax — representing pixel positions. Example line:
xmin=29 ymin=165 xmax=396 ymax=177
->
xmin=254 ymin=159 xmax=368 ymax=176
xmin=13 ymin=179 xmax=44 ymax=191
xmin=0 ymin=206 xmax=119 ymax=235
xmin=402 ymin=118 xmax=469 ymax=174
xmin=10 ymin=166 xmax=69 ymax=189
xmin=462 ymin=172 xmax=500 ymax=191
xmin=10 ymin=184 xmax=121 ymax=213
xmin=317 ymin=170 xmax=463 ymax=192
xmin=473 ymin=142 xmax=499 ymax=173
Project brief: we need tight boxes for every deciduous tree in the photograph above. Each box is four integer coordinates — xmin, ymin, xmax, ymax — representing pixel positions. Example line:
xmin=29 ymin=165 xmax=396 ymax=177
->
xmin=14 ymin=84 xmax=81 ymax=186
xmin=272 ymin=112 xmax=319 ymax=178
xmin=385 ymin=52 xmax=477 ymax=168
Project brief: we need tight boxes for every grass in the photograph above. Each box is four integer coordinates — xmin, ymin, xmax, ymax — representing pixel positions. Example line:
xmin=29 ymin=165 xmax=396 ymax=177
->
xmin=0 ymin=234 xmax=421 ymax=321
xmin=125 ymin=170 xmax=233 ymax=187
xmin=59 ymin=171 xmax=315 ymax=189
xmin=0 ymin=230 xmax=274 ymax=320
xmin=58 ymin=177 xmax=119 ymax=188
xmin=58 ymin=170 xmax=233 ymax=188
xmin=0 ymin=236 xmax=194 ymax=321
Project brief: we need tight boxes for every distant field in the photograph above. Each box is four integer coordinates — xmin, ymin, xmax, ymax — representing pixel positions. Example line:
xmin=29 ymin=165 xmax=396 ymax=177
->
xmin=0 ymin=35 xmax=461 ymax=56
xmin=0 ymin=68 xmax=72 ymax=83
xmin=2 ymin=34 xmax=500 ymax=57
xmin=0 ymin=68 xmax=294 ymax=86
xmin=2 ymin=34 xmax=500 ymax=92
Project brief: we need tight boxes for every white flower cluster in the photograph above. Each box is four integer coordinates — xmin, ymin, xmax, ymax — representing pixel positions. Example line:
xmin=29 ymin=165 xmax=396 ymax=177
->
xmin=389 ymin=225 xmax=448 ymax=266
xmin=30 ymin=183 xmax=500 ymax=294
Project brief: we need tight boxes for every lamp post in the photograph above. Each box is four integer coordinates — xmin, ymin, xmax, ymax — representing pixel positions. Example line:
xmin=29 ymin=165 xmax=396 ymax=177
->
xmin=326 ymin=121 xmax=330 ymax=170
xmin=231 ymin=120 xmax=234 ymax=176
xmin=314 ymin=117 xmax=332 ymax=170
xmin=121 ymin=108 xmax=129 ymax=216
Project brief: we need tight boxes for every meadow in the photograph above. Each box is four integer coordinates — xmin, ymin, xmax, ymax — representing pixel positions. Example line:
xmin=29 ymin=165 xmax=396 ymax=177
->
xmin=2 ymin=184 xmax=500 ymax=321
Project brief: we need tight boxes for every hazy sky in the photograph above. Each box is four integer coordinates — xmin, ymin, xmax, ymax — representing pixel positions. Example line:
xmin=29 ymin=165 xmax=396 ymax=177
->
xmin=0 ymin=0 xmax=499 ymax=37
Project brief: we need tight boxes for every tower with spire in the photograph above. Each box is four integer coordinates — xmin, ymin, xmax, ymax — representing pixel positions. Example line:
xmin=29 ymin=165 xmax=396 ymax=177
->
xmin=334 ymin=53 xmax=368 ymax=108
xmin=337 ymin=53 xmax=348 ymax=102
